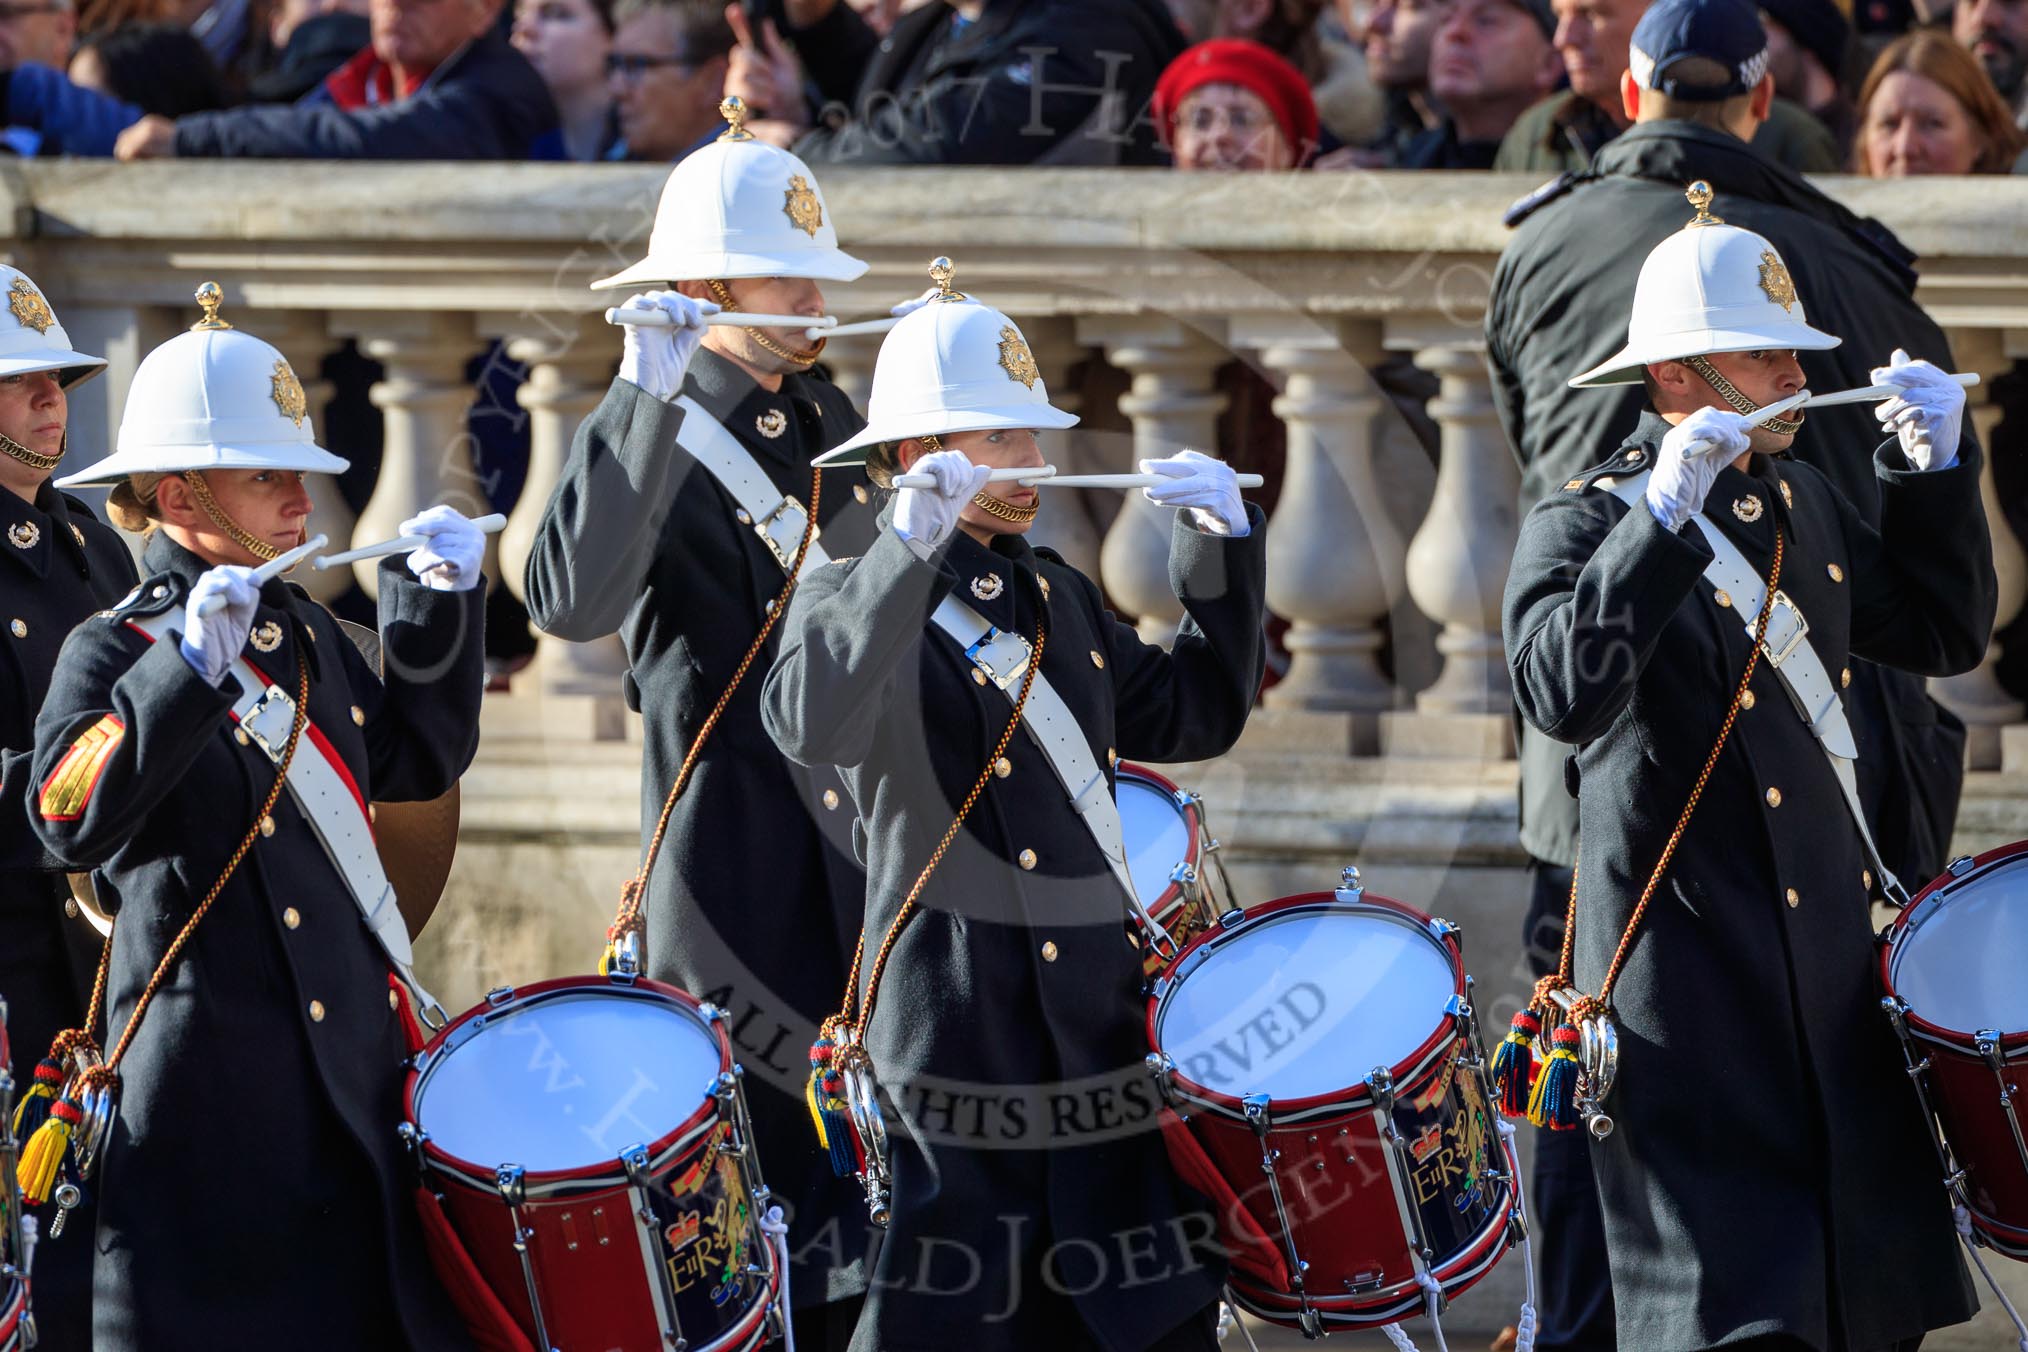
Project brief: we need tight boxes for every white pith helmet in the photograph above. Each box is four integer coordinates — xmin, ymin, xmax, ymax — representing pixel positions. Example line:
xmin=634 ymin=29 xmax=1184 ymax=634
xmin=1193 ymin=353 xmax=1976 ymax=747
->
xmin=0 ymin=265 xmax=105 ymax=388
xmin=1568 ymin=181 xmax=1841 ymax=388
xmin=590 ymin=96 xmax=868 ymax=290
xmin=57 ymin=282 xmax=348 ymax=487
xmin=814 ymin=259 xmax=1078 ymax=466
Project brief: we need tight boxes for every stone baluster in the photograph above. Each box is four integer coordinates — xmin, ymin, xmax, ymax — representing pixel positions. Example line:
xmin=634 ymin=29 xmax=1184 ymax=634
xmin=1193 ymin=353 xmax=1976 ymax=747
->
xmin=1252 ymin=322 xmax=1403 ymax=721
xmin=261 ymin=312 xmax=352 ymax=605
xmin=1081 ymin=318 xmax=1229 ymax=644
xmin=1932 ymin=328 xmax=2025 ymax=770
xmin=332 ymin=312 xmax=478 ymax=598
xmin=1020 ymin=316 xmax=1102 ymax=579
xmin=500 ymin=319 xmax=629 ymax=702
xmin=1400 ymin=340 xmax=1518 ymax=743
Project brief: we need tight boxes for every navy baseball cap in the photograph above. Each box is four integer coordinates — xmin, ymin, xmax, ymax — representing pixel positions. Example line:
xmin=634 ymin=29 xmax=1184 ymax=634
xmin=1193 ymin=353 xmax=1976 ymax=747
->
xmin=1628 ymin=0 xmax=1771 ymax=101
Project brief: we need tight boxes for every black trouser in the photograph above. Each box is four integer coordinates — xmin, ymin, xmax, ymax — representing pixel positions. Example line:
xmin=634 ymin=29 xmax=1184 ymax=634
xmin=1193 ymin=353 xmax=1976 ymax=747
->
xmin=793 ymin=1293 xmax=867 ymax=1352
xmin=1719 ymin=1338 xmax=1922 ymax=1352
xmin=1525 ymin=862 xmax=1617 ymax=1352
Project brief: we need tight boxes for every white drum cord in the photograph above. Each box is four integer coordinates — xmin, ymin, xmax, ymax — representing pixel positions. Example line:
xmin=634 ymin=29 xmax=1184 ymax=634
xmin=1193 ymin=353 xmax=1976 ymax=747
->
xmin=762 ymin=1205 xmax=795 ymax=1352
xmin=1954 ymin=1206 xmax=2028 ymax=1351
xmin=1498 ymin=1118 xmax=1541 ymax=1352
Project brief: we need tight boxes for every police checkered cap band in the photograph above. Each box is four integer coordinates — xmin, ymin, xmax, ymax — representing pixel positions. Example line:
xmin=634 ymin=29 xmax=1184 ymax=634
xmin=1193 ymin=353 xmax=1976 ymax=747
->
xmin=1631 ymin=41 xmax=1770 ymax=95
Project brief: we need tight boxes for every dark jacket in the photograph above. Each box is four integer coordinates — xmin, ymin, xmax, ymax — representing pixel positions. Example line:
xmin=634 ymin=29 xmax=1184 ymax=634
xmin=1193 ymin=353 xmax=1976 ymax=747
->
xmin=760 ymin=511 xmax=1266 ymax=1352
xmin=170 ymin=26 xmax=557 ymax=159
xmin=1502 ymin=416 xmax=1991 ymax=1350
xmin=521 ymin=357 xmax=881 ymax=1307
xmin=0 ymin=480 xmax=135 ymax=1351
xmin=30 ymin=532 xmax=481 ymax=1351
xmin=1492 ymin=90 xmax=1842 ymax=176
xmin=789 ymin=0 xmax=1185 ymax=166
xmin=1397 ymin=118 xmax=1500 ymax=170
xmin=1486 ymin=118 xmax=1969 ymax=880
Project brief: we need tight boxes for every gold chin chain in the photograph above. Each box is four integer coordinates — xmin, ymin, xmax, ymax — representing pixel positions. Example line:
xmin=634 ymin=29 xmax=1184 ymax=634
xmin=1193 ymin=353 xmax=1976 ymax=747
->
xmin=915 ymin=434 xmax=1039 ymax=527
xmin=0 ymin=429 xmax=63 ymax=471
xmin=183 ymin=470 xmax=282 ymax=562
xmin=705 ymin=280 xmax=826 ymax=367
xmin=1685 ymin=356 xmax=1802 ymax=436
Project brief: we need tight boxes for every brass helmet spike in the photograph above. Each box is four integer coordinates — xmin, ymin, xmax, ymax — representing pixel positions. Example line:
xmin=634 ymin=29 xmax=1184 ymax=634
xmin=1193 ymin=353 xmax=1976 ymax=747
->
xmin=1684 ymin=181 xmax=1723 ymax=228
xmin=191 ymin=281 xmax=232 ymax=332
xmin=927 ymin=256 xmax=968 ymax=303
xmin=718 ymin=95 xmax=754 ymax=142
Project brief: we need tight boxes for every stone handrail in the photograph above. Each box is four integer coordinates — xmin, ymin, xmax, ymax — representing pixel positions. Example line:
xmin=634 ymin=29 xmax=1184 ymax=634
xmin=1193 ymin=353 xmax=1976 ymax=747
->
xmin=13 ymin=162 xmax=2025 ymax=762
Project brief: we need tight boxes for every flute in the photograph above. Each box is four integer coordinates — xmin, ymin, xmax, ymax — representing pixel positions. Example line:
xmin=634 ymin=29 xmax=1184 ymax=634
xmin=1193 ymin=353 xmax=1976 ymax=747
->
xmin=195 ymin=533 xmax=328 ymax=616
xmin=311 ymin=514 xmax=508 ymax=571
xmin=603 ymin=307 xmax=840 ymax=334
xmin=887 ymin=467 xmax=1266 ymax=490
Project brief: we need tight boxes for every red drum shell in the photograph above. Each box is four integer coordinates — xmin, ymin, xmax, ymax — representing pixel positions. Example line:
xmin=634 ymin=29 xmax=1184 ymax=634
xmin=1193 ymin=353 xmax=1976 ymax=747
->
xmin=1148 ymin=892 xmax=1517 ymax=1328
xmin=1881 ymin=842 xmax=2028 ymax=1254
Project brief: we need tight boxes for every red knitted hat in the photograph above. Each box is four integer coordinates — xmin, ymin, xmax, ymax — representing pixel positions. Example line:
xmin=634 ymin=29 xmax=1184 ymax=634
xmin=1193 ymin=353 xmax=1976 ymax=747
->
xmin=1152 ymin=39 xmax=1320 ymax=165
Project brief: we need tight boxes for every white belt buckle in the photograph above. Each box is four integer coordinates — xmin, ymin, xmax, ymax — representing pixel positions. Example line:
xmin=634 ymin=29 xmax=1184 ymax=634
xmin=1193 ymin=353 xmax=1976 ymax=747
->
xmin=966 ymin=626 xmax=1033 ymax=691
xmin=751 ymin=495 xmax=817 ymax=570
xmin=239 ymin=684 xmax=297 ymax=765
xmin=1758 ymin=590 xmax=1809 ymax=667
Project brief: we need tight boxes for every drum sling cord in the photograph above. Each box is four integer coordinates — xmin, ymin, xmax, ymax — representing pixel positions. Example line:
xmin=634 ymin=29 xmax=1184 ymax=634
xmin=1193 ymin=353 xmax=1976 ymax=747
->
xmin=1491 ymin=533 xmax=1785 ymax=1133
xmin=808 ymin=614 xmax=1047 ymax=1173
xmin=15 ymin=651 xmax=311 ymax=1210
xmin=602 ymin=468 xmax=823 ymax=972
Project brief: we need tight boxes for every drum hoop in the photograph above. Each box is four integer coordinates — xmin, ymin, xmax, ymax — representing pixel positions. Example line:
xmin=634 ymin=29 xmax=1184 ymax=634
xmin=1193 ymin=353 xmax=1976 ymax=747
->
xmin=1879 ymin=852 xmax=2028 ymax=1051
xmin=1116 ymin=762 xmax=1203 ymax=921
xmin=1148 ymin=893 xmax=1464 ymax=1118
xmin=406 ymin=975 xmax=732 ymax=1188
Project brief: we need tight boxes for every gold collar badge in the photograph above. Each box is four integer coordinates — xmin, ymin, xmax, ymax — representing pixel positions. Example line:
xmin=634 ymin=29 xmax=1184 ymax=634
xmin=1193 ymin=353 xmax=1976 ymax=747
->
xmin=784 ymin=175 xmax=824 ymax=238
xmin=998 ymin=326 xmax=1038 ymax=389
xmin=8 ymin=521 xmax=38 ymax=549
xmin=1733 ymin=495 xmax=1764 ymax=524
xmin=271 ymin=359 xmax=307 ymax=426
xmin=250 ymin=620 xmax=283 ymax=653
xmin=970 ymin=573 xmax=1004 ymax=602
xmin=1778 ymin=480 xmax=1794 ymax=509
xmin=8 ymin=278 xmax=52 ymax=334
xmin=755 ymin=409 xmax=788 ymax=439
xmin=1758 ymin=250 xmax=1797 ymax=313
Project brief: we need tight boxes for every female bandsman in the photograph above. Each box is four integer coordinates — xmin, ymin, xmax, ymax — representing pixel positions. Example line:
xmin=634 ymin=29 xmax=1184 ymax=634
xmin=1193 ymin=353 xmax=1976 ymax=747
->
xmin=27 ymin=289 xmax=485 ymax=1351
xmin=762 ymin=266 xmax=1267 ymax=1352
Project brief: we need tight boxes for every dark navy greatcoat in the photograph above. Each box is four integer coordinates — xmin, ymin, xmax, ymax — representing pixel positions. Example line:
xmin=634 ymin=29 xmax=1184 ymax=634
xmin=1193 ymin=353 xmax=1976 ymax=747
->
xmin=1503 ymin=415 xmax=1994 ymax=1351
xmin=30 ymin=531 xmax=482 ymax=1351
xmin=761 ymin=509 xmax=1266 ymax=1352
xmin=522 ymin=353 xmax=882 ymax=1308
xmin=0 ymin=479 xmax=136 ymax=1350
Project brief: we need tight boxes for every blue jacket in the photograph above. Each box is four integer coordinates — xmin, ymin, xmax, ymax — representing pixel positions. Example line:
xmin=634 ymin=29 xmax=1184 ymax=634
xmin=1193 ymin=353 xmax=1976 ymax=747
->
xmin=4 ymin=63 xmax=144 ymax=155
xmin=172 ymin=26 xmax=557 ymax=159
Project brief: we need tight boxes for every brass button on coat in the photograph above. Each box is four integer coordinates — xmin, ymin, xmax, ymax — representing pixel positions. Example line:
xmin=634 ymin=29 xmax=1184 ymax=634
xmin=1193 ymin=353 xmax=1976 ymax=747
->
xmin=259 ymin=814 xmax=276 ymax=837
xmin=972 ymin=668 xmax=988 ymax=686
xmin=1765 ymin=787 xmax=1782 ymax=808
xmin=1827 ymin=563 xmax=1844 ymax=583
xmin=822 ymin=789 xmax=840 ymax=810
xmin=8 ymin=619 xmax=23 ymax=638
xmin=63 ymin=897 xmax=78 ymax=918
xmin=234 ymin=727 xmax=250 ymax=745
xmin=1740 ymin=689 xmax=1756 ymax=710
xmin=993 ymin=757 xmax=1011 ymax=778
xmin=853 ymin=485 xmax=870 ymax=504
xmin=1862 ymin=870 xmax=1874 ymax=891
xmin=1090 ymin=650 xmax=1105 ymax=670
xmin=1840 ymin=668 xmax=1851 ymax=689
xmin=282 ymin=907 xmax=301 ymax=929
xmin=388 ymin=988 xmax=400 ymax=1010
xmin=1714 ymin=590 xmax=1732 ymax=609
xmin=308 ymin=999 xmax=326 ymax=1022
xmin=1785 ymin=888 xmax=1800 ymax=908
xmin=1018 ymin=849 xmax=1037 ymax=870
xmin=1041 ymin=941 xmax=1058 ymax=962
xmin=351 ymin=705 xmax=365 ymax=726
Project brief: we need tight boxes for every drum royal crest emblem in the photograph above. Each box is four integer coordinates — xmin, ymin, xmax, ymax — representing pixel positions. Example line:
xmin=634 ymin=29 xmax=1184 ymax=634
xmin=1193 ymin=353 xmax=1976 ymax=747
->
xmin=9 ymin=278 xmax=53 ymax=334
xmin=997 ymin=326 xmax=1038 ymax=389
xmin=783 ymin=175 xmax=823 ymax=238
xmin=271 ymin=359 xmax=307 ymax=426
xmin=1758 ymin=250 xmax=1797 ymax=313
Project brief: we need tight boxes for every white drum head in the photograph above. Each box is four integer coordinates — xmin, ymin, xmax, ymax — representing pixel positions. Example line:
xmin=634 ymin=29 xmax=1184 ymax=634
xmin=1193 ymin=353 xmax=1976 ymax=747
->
xmin=1895 ymin=858 xmax=2028 ymax=1035
xmin=417 ymin=990 xmax=724 ymax=1172
xmin=1119 ymin=774 xmax=1193 ymax=904
xmin=1157 ymin=906 xmax=1455 ymax=1101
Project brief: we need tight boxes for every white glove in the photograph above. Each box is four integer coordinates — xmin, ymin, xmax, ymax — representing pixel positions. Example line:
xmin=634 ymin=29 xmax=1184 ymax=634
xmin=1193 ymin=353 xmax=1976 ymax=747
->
xmin=890 ymin=287 xmax=941 ymax=319
xmin=616 ymin=290 xmax=718 ymax=403
xmin=892 ymin=449 xmax=989 ymax=553
xmin=180 ymin=565 xmax=260 ymax=686
xmin=401 ymin=505 xmax=485 ymax=592
xmin=1871 ymin=348 xmax=1963 ymax=472
xmin=1645 ymin=407 xmax=1751 ymax=532
xmin=1141 ymin=450 xmax=1250 ymax=537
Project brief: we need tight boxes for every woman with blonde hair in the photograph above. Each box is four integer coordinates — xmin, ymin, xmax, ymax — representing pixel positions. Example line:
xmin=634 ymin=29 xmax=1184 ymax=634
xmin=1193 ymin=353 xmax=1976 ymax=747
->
xmin=1855 ymin=29 xmax=2027 ymax=175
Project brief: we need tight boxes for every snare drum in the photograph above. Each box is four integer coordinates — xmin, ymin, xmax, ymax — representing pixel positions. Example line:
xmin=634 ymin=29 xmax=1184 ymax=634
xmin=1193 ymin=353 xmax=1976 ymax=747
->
xmin=1881 ymin=844 xmax=2028 ymax=1258
xmin=404 ymin=974 xmax=782 ymax=1352
xmin=1146 ymin=886 xmax=1521 ymax=1335
xmin=1118 ymin=763 xmax=1226 ymax=976
xmin=0 ymin=1273 xmax=24 ymax=1352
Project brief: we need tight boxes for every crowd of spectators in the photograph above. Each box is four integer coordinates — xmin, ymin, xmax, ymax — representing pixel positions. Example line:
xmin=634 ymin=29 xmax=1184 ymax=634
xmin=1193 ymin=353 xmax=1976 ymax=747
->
xmin=0 ymin=0 xmax=2012 ymax=172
